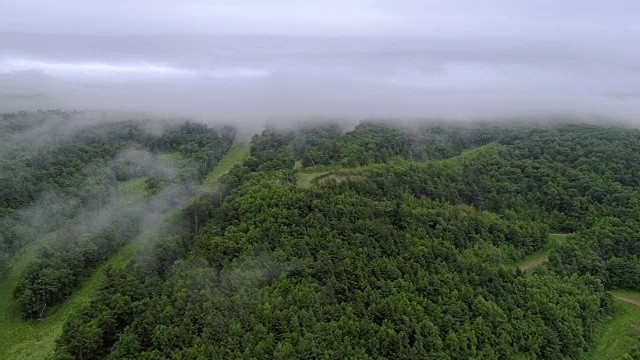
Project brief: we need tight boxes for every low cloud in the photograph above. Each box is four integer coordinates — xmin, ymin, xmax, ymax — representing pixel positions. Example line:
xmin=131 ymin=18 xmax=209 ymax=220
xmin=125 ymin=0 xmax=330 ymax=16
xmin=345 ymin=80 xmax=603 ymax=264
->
xmin=0 ymin=33 xmax=639 ymax=123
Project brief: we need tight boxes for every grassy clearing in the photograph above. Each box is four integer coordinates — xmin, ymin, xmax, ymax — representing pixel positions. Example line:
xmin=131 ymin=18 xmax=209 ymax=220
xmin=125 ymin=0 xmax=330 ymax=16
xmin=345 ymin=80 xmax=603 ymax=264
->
xmin=293 ymin=162 xmax=332 ymax=188
xmin=0 ymin=143 xmax=250 ymax=360
xmin=516 ymin=233 xmax=568 ymax=272
xmin=517 ymin=249 xmax=551 ymax=272
xmin=0 ymin=246 xmax=39 ymax=359
xmin=613 ymin=290 xmax=640 ymax=301
xmin=295 ymin=163 xmax=366 ymax=188
xmin=295 ymin=171 xmax=365 ymax=188
xmin=0 ymin=240 xmax=135 ymax=360
xmin=202 ymin=143 xmax=250 ymax=189
xmin=157 ymin=152 xmax=183 ymax=164
xmin=120 ymin=177 xmax=147 ymax=197
xmin=548 ymin=233 xmax=569 ymax=242
xmin=296 ymin=171 xmax=329 ymax=188
xmin=317 ymin=173 xmax=363 ymax=184
xmin=588 ymin=290 xmax=640 ymax=360
xmin=440 ymin=144 xmax=502 ymax=164
xmin=613 ymin=290 xmax=640 ymax=308
xmin=293 ymin=146 xmax=496 ymax=188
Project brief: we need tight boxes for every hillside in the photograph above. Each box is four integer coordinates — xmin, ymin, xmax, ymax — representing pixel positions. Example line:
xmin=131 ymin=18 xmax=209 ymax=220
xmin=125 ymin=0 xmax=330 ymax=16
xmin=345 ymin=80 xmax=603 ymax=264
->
xmin=2 ymin=114 xmax=640 ymax=359
xmin=0 ymin=112 xmax=238 ymax=359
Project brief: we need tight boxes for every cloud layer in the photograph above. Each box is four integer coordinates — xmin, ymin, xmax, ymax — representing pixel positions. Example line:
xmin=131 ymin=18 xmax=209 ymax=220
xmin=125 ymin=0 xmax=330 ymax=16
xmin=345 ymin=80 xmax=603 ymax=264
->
xmin=0 ymin=1 xmax=639 ymax=121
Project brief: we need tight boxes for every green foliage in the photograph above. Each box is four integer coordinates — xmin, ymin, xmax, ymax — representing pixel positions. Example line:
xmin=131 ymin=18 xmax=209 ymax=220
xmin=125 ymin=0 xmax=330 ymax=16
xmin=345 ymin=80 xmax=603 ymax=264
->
xmin=0 ymin=119 xmax=635 ymax=359
xmin=54 ymin=266 xmax=146 ymax=360
xmin=1 ymin=120 xmax=149 ymax=210
xmin=53 ymin=122 xmax=640 ymax=359
xmin=587 ymin=293 xmax=640 ymax=360
xmin=52 ymin=147 xmax=249 ymax=360
xmin=13 ymin=212 xmax=141 ymax=319
xmin=149 ymin=122 xmax=235 ymax=177
xmin=1 ymin=112 xmax=236 ymax=318
xmin=624 ymin=346 xmax=640 ymax=360
xmin=549 ymin=219 xmax=640 ymax=291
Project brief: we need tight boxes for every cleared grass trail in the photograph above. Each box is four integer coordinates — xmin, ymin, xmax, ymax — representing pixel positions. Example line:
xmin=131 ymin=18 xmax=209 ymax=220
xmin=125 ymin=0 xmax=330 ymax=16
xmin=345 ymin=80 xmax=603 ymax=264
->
xmin=616 ymin=296 xmax=640 ymax=308
xmin=202 ymin=143 xmax=250 ymax=189
xmin=517 ymin=249 xmax=550 ymax=272
xmin=588 ymin=290 xmax=640 ymax=360
xmin=0 ymin=143 xmax=249 ymax=360
xmin=516 ymin=233 xmax=567 ymax=272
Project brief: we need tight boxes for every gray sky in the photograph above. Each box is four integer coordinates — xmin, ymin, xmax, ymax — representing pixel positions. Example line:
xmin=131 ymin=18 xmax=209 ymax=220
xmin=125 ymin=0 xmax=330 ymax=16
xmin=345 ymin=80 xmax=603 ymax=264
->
xmin=1 ymin=0 xmax=640 ymax=121
xmin=1 ymin=0 xmax=637 ymax=38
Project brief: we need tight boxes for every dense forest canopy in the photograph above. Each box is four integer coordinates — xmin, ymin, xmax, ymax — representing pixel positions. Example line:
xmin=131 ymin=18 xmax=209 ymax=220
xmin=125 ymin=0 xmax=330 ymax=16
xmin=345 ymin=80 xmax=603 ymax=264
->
xmin=1 ymin=112 xmax=640 ymax=359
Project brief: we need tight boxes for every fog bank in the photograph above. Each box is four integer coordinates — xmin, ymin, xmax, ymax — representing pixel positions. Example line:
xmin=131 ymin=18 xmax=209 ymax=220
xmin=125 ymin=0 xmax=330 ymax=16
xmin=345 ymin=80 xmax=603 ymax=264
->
xmin=1 ymin=33 xmax=640 ymax=122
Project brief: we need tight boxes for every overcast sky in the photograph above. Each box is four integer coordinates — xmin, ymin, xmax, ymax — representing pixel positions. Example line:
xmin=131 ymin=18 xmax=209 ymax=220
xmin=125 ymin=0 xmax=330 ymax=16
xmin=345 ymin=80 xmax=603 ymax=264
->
xmin=1 ymin=0 xmax=640 ymax=121
xmin=0 ymin=0 xmax=637 ymax=38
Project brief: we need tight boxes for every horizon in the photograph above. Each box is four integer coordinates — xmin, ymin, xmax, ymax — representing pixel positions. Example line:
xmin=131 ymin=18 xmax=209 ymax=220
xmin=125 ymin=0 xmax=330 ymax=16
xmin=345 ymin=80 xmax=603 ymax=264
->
xmin=1 ymin=1 xmax=639 ymax=121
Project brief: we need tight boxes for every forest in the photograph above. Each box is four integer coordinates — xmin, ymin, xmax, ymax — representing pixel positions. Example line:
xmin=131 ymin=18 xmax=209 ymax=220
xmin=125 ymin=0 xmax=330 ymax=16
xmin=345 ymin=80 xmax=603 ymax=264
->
xmin=1 ymin=111 xmax=640 ymax=359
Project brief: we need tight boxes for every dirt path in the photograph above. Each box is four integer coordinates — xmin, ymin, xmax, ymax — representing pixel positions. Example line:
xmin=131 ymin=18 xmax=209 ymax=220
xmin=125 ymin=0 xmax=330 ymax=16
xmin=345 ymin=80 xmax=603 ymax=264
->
xmin=516 ymin=234 xmax=569 ymax=272
xmin=615 ymin=296 xmax=640 ymax=308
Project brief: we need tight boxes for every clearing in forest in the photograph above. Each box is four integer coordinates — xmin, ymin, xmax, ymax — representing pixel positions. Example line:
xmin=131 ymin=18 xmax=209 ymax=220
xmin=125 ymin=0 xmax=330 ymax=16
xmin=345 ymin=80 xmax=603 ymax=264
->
xmin=516 ymin=233 xmax=567 ymax=272
xmin=202 ymin=143 xmax=250 ymax=189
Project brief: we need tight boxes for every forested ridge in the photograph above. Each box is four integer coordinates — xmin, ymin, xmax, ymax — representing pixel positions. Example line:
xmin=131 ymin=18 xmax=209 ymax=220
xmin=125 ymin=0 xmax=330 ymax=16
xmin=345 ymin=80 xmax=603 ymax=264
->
xmin=0 ymin=112 xmax=235 ymax=321
xmin=2 ymin=113 xmax=640 ymax=359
